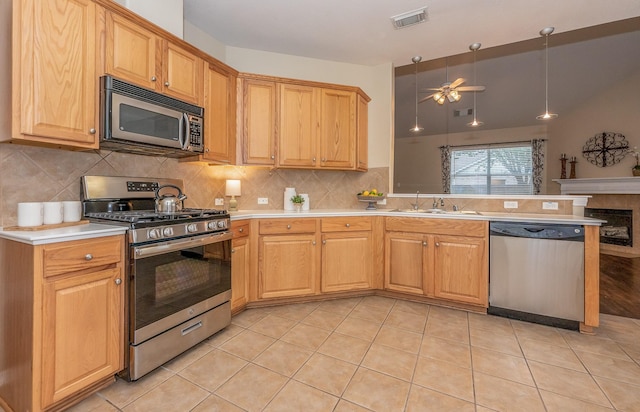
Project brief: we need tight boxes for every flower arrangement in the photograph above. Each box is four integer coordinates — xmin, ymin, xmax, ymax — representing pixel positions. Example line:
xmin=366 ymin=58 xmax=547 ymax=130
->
xmin=290 ymin=194 xmax=305 ymax=204
xmin=630 ymin=147 xmax=640 ymax=170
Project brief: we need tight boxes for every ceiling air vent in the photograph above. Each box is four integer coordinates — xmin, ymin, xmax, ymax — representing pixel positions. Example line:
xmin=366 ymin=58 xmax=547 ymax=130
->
xmin=390 ymin=7 xmax=427 ymax=29
xmin=454 ymin=108 xmax=473 ymax=117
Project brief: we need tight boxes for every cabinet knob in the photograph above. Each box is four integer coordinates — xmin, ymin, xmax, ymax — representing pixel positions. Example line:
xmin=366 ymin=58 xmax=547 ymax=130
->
xmin=322 ymin=158 xmax=327 ymax=162
xmin=271 ymin=155 xmax=275 ymax=159
xmin=164 ymin=81 xmax=170 ymax=87
xmin=312 ymin=157 xmax=316 ymax=162
xmin=345 ymin=223 xmax=350 ymax=228
xmin=422 ymin=241 xmax=427 ymax=247
xmin=312 ymin=241 xmax=316 ymax=245
xmin=85 ymin=253 xmax=93 ymax=261
xmin=322 ymin=240 xmax=326 ymax=245
xmin=115 ymin=278 xmax=122 ymax=285
xmin=89 ymin=128 xmax=96 ymax=134
xmin=239 ymin=228 xmax=243 ymax=232
xmin=287 ymin=225 xmax=291 ymax=229
xmin=231 ymin=248 xmax=236 ymax=253
xmin=151 ymin=76 xmax=157 ymax=81
xmin=435 ymin=242 xmax=440 ymax=247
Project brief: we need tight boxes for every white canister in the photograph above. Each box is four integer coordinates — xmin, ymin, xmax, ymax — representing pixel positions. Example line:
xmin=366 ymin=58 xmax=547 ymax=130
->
xmin=300 ymin=194 xmax=310 ymax=211
xmin=43 ymin=202 xmax=64 ymax=225
xmin=284 ymin=187 xmax=296 ymax=211
xmin=17 ymin=202 xmax=44 ymax=227
xmin=63 ymin=201 xmax=83 ymax=222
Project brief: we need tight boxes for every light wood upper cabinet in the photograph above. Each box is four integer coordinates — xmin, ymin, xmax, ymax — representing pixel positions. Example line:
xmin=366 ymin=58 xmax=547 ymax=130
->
xmin=240 ymin=78 xmax=277 ymax=165
xmin=104 ymin=11 xmax=203 ymax=105
xmin=105 ymin=11 xmax=157 ymax=89
xmin=9 ymin=0 xmax=100 ymax=149
xmin=319 ymin=89 xmax=356 ymax=169
xmin=203 ymin=62 xmax=237 ymax=164
xmin=433 ymin=235 xmax=488 ymax=306
xmin=278 ymin=84 xmax=319 ymax=168
xmin=356 ymin=93 xmax=369 ymax=171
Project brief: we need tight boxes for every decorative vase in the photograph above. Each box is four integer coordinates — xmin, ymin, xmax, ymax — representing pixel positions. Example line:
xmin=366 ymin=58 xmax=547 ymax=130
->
xmin=633 ymin=168 xmax=640 ymax=177
xmin=294 ymin=203 xmax=302 ymax=212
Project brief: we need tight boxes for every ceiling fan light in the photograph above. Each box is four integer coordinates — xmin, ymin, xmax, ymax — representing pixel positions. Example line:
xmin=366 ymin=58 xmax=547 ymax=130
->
xmin=448 ymin=91 xmax=461 ymax=102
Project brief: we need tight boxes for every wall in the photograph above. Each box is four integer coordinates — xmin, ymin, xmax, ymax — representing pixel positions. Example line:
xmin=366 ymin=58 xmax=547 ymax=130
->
xmin=114 ymin=0 xmax=184 ymax=38
xmin=546 ymin=71 xmax=640 ymax=193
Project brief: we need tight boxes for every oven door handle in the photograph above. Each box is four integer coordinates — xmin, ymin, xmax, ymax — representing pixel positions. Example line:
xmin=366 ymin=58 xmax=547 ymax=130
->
xmin=133 ymin=231 xmax=232 ymax=259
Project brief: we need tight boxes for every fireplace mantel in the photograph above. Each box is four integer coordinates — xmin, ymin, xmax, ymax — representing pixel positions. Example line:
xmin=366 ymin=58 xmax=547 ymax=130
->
xmin=554 ymin=177 xmax=640 ymax=195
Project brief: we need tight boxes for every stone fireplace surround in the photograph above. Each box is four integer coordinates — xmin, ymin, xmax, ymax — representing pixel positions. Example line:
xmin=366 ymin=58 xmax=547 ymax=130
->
xmin=555 ymin=177 xmax=640 ymax=257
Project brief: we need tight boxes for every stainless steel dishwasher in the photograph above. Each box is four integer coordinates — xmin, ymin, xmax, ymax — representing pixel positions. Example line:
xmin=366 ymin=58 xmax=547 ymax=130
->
xmin=488 ymin=221 xmax=585 ymax=329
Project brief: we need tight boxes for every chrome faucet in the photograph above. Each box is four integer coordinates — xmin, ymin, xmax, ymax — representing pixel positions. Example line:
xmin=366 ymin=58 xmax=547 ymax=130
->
xmin=433 ymin=197 xmax=445 ymax=209
xmin=411 ymin=191 xmax=422 ymax=210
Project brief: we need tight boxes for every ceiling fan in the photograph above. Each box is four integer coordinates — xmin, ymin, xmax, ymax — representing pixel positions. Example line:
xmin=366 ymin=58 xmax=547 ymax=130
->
xmin=419 ymin=64 xmax=485 ymax=105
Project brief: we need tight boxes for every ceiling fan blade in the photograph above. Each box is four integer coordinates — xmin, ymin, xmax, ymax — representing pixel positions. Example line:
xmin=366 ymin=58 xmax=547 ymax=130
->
xmin=456 ymin=85 xmax=486 ymax=92
xmin=449 ymin=78 xmax=465 ymax=89
xmin=418 ymin=93 xmax=436 ymax=103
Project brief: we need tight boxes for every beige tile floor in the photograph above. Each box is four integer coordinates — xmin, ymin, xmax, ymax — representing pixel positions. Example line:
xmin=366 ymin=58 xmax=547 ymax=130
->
xmin=65 ymin=296 xmax=640 ymax=412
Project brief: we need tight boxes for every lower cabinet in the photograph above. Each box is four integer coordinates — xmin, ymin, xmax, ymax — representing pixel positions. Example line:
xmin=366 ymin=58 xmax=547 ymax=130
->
xmin=384 ymin=217 xmax=489 ymax=307
xmin=0 ymin=234 xmax=125 ymax=412
xmin=258 ymin=219 xmax=319 ymax=299
xmin=231 ymin=220 xmax=250 ymax=312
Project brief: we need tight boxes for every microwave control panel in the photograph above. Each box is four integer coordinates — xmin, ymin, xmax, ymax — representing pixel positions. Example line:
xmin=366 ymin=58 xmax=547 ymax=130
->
xmin=188 ymin=115 xmax=203 ymax=148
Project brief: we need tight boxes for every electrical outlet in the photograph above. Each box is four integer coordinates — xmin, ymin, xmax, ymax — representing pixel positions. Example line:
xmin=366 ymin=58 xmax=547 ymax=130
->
xmin=377 ymin=198 xmax=387 ymax=205
xmin=504 ymin=201 xmax=519 ymax=209
xmin=214 ymin=198 xmax=224 ymax=206
xmin=542 ymin=201 xmax=559 ymax=210
xmin=257 ymin=197 xmax=268 ymax=205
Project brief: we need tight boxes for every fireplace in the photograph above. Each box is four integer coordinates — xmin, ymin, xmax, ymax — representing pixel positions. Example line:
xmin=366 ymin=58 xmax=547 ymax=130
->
xmin=585 ymin=208 xmax=633 ymax=247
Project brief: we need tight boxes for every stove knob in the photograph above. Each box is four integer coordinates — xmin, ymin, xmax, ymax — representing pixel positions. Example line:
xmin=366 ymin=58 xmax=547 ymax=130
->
xmin=148 ymin=228 xmax=161 ymax=239
xmin=163 ymin=227 xmax=174 ymax=237
xmin=217 ymin=220 xmax=226 ymax=229
xmin=187 ymin=223 xmax=198 ymax=233
xmin=207 ymin=221 xmax=217 ymax=230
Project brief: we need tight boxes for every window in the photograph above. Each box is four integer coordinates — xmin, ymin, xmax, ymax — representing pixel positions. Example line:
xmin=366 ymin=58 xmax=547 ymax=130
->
xmin=450 ymin=144 xmax=533 ymax=195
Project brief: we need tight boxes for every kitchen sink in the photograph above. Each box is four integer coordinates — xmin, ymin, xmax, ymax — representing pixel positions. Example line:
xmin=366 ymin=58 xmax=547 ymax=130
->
xmin=389 ymin=209 xmax=481 ymax=215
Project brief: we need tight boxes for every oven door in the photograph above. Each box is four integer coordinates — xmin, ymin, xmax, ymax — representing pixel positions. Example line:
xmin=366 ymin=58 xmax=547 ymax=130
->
xmin=130 ymin=231 xmax=232 ymax=345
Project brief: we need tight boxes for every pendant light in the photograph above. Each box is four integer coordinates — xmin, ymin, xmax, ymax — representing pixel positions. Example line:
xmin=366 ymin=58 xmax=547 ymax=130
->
xmin=536 ymin=27 xmax=558 ymax=120
xmin=467 ymin=42 xmax=483 ymax=127
xmin=410 ymin=56 xmax=424 ymax=133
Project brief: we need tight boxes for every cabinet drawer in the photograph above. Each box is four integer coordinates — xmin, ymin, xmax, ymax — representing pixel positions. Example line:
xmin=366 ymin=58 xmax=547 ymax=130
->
xmin=231 ymin=221 xmax=250 ymax=238
xmin=43 ymin=236 xmax=123 ymax=278
xmin=259 ymin=218 xmax=316 ymax=234
xmin=321 ymin=217 xmax=372 ymax=232
xmin=385 ymin=217 xmax=487 ymax=238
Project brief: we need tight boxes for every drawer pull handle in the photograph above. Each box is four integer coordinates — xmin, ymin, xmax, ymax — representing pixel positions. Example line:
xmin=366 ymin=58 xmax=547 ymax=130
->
xmin=115 ymin=278 xmax=122 ymax=285
xmin=85 ymin=254 xmax=93 ymax=261
xmin=422 ymin=241 xmax=427 ymax=246
xmin=239 ymin=228 xmax=243 ymax=232
xmin=346 ymin=223 xmax=350 ymax=228
xmin=181 ymin=321 xmax=203 ymax=336
xmin=287 ymin=225 xmax=291 ymax=229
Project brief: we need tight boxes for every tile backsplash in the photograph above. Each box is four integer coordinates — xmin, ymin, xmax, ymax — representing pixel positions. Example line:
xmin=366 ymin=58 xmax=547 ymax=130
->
xmin=0 ymin=143 xmax=389 ymax=227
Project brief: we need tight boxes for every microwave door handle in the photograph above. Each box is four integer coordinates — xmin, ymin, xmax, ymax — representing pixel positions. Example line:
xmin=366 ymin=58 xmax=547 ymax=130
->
xmin=178 ymin=113 xmax=189 ymax=150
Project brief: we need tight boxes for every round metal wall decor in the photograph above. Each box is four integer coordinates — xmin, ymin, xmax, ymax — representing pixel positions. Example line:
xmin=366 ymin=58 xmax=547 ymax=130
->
xmin=581 ymin=132 xmax=629 ymax=167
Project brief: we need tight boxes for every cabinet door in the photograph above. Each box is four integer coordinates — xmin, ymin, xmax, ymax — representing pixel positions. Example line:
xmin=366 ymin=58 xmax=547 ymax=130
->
xmin=259 ymin=234 xmax=317 ymax=299
xmin=203 ymin=62 xmax=236 ymax=164
xmin=433 ymin=235 xmax=488 ymax=306
xmin=278 ymin=84 xmax=318 ymax=168
xmin=322 ymin=231 xmax=372 ymax=292
xmin=231 ymin=237 xmax=249 ymax=312
xmin=319 ymin=89 xmax=356 ymax=169
xmin=14 ymin=0 xmax=98 ymax=147
xmin=241 ymin=79 xmax=277 ymax=165
xmin=41 ymin=267 xmax=123 ymax=407
xmin=356 ymin=93 xmax=368 ymax=171
xmin=385 ymin=232 xmax=429 ymax=295
xmin=105 ymin=11 xmax=158 ymax=90
xmin=163 ymin=41 xmax=204 ymax=104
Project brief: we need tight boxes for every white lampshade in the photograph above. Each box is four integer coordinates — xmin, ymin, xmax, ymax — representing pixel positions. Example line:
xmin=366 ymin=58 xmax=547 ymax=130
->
xmin=225 ymin=180 xmax=241 ymax=196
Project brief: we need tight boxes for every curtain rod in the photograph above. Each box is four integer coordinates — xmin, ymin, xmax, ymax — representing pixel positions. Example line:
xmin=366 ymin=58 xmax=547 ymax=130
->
xmin=439 ymin=138 xmax=547 ymax=149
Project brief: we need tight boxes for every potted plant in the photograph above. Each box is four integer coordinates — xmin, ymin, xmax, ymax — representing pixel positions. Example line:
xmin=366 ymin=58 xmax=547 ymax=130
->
xmin=290 ymin=194 xmax=305 ymax=211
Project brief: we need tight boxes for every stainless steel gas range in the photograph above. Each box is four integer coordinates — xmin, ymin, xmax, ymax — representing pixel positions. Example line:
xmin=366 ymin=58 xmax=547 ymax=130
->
xmin=82 ymin=176 xmax=231 ymax=381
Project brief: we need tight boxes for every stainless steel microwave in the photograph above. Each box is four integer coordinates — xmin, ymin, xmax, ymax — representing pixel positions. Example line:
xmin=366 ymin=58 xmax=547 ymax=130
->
xmin=100 ymin=76 xmax=204 ymax=158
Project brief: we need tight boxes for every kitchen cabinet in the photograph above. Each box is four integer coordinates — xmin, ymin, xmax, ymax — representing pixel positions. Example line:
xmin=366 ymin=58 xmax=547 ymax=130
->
xmin=320 ymin=217 xmax=373 ymax=292
xmin=384 ymin=217 xmax=488 ymax=307
xmin=231 ymin=220 xmax=250 ymax=312
xmin=202 ymin=61 xmax=237 ymax=164
xmin=237 ymin=74 xmax=369 ymax=170
xmin=0 ymin=235 xmax=125 ymax=412
xmin=105 ymin=11 xmax=203 ymax=105
xmin=258 ymin=219 xmax=319 ymax=299
xmin=8 ymin=0 xmax=101 ymax=149
xmin=239 ymin=77 xmax=278 ymax=166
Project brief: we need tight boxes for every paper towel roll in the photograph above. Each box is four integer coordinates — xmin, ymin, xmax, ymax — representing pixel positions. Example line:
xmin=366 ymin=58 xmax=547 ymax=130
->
xmin=284 ymin=188 xmax=296 ymax=211
xmin=300 ymin=194 xmax=309 ymax=210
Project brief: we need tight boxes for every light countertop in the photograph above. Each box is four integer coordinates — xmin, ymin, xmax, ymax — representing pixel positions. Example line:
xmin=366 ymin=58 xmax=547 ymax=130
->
xmin=230 ymin=208 xmax=604 ymax=225
xmin=0 ymin=223 xmax=128 ymax=245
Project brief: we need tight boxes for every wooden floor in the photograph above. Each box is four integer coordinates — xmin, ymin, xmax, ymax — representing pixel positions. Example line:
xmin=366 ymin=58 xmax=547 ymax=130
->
xmin=600 ymin=253 xmax=640 ymax=319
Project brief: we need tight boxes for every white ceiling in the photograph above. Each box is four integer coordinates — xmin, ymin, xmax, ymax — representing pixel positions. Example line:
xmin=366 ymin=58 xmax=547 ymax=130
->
xmin=183 ymin=0 xmax=640 ymax=66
